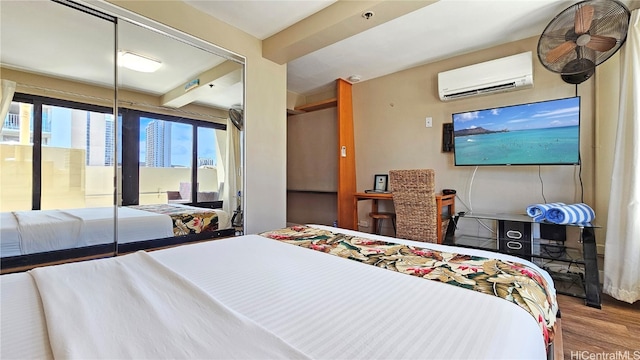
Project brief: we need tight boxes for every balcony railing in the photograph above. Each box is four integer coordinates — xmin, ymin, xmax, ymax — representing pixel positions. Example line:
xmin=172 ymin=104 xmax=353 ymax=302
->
xmin=3 ymin=113 xmax=19 ymax=130
xmin=3 ymin=113 xmax=51 ymax=132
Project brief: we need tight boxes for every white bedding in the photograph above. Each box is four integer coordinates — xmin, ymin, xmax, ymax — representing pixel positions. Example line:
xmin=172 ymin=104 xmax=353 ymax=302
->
xmin=0 ymin=212 xmax=22 ymax=256
xmin=30 ymin=251 xmax=308 ymax=359
xmin=73 ymin=206 xmax=173 ymax=246
xmin=0 ymin=205 xmax=231 ymax=257
xmin=1 ymin=224 xmax=555 ymax=359
xmin=14 ymin=210 xmax=85 ymax=254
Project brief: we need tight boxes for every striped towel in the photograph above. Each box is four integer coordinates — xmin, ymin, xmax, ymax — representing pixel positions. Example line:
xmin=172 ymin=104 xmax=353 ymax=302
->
xmin=544 ymin=203 xmax=595 ymax=224
xmin=525 ymin=202 xmax=566 ymax=222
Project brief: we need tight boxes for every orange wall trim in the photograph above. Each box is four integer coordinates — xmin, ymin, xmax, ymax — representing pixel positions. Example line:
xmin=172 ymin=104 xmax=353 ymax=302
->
xmin=336 ymin=79 xmax=357 ymax=229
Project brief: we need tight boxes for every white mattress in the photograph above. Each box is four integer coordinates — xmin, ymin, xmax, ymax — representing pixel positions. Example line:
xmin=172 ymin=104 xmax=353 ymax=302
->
xmin=0 ymin=212 xmax=22 ymax=256
xmin=0 ymin=206 xmax=231 ymax=257
xmin=1 ymin=225 xmax=555 ymax=359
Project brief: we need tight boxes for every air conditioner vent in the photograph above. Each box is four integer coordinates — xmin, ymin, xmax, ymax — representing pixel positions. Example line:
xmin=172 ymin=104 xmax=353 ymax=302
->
xmin=438 ymin=52 xmax=533 ymax=101
xmin=443 ymin=82 xmax=518 ymax=100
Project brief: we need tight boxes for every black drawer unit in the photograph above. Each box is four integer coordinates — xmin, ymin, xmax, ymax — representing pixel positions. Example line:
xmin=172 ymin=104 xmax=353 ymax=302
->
xmin=444 ymin=212 xmax=602 ymax=308
xmin=497 ymin=220 xmax=532 ymax=260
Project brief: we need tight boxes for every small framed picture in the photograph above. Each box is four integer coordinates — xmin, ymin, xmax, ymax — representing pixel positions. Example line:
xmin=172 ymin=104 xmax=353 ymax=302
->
xmin=374 ymin=174 xmax=388 ymax=192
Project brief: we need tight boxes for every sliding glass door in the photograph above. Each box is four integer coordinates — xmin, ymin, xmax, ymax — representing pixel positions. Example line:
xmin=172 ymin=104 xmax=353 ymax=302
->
xmin=119 ymin=108 xmax=226 ymax=209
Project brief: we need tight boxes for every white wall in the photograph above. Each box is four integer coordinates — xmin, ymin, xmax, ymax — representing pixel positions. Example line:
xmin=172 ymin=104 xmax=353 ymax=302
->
xmin=352 ymin=36 xmax=598 ymax=243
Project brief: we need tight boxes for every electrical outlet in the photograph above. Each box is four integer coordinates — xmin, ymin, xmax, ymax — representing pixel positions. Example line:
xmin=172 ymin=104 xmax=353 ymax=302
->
xmin=358 ymin=220 xmax=369 ymax=227
xmin=425 ymin=117 xmax=433 ymax=128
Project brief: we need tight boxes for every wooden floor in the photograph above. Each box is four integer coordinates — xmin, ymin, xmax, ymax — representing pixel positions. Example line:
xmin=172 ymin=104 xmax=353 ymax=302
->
xmin=557 ymin=293 xmax=640 ymax=359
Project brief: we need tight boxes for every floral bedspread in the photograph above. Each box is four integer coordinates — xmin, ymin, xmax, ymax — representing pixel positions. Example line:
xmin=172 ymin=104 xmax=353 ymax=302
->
xmin=130 ymin=204 xmax=218 ymax=236
xmin=260 ymin=225 xmax=557 ymax=348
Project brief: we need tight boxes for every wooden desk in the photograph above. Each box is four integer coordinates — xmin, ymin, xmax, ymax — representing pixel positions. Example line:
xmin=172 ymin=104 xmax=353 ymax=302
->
xmin=353 ymin=192 xmax=455 ymax=244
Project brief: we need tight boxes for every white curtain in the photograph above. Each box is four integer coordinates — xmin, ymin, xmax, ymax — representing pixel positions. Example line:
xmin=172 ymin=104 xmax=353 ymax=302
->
xmin=223 ymin=119 xmax=241 ymax=219
xmin=603 ymin=10 xmax=640 ymax=304
xmin=0 ymin=79 xmax=17 ymax=132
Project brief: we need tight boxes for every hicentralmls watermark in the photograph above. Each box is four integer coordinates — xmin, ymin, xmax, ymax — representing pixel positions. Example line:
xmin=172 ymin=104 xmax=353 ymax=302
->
xmin=570 ymin=351 xmax=640 ymax=360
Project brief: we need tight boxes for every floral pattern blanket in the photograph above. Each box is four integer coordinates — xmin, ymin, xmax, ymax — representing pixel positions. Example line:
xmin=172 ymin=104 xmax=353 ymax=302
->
xmin=130 ymin=204 xmax=218 ymax=236
xmin=260 ymin=225 xmax=557 ymax=349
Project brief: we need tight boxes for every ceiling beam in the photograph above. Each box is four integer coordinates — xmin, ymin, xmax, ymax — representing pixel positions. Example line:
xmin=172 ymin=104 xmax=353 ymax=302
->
xmin=262 ymin=0 xmax=438 ymax=65
xmin=162 ymin=60 xmax=242 ymax=108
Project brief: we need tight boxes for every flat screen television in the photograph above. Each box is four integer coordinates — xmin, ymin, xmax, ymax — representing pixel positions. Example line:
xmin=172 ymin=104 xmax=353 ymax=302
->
xmin=452 ymin=97 xmax=581 ymax=166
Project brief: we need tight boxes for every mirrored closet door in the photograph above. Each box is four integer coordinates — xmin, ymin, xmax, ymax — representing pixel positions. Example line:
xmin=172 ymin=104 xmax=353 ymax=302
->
xmin=0 ymin=0 xmax=245 ymax=273
xmin=114 ymin=15 xmax=245 ymax=252
xmin=0 ymin=0 xmax=117 ymax=271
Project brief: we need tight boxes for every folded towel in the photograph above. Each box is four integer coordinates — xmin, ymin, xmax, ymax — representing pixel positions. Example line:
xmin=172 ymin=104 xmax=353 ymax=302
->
xmin=526 ymin=202 xmax=566 ymax=222
xmin=544 ymin=203 xmax=595 ymax=224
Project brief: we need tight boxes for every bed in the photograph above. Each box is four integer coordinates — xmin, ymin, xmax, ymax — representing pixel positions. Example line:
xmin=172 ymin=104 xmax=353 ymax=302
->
xmin=0 ymin=224 xmax=559 ymax=359
xmin=0 ymin=204 xmax=233 ymax=272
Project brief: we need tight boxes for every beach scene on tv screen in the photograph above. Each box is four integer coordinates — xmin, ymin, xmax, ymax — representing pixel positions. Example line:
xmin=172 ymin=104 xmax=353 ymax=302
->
xmin=453 ymin=97 xmax=580 ymax=165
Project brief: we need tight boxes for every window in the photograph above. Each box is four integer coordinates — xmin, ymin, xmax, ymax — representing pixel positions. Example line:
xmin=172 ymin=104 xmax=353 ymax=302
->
xmin=197 ymin=127 xmax=223 ymax=203
xmin=0 ymin=101 xmax=34 ymax=211
xmin=120 ymin=109 xmax=226 ymax=208
xmin=139 ymin=117 xmax=193 ymax=205
xmin=1 ymin=94 xmax=226 ymax=211
xmin=0 ymin=95 xmax=115 ymax=211
xmin=41 ymin=104 xmax=115 ymax=209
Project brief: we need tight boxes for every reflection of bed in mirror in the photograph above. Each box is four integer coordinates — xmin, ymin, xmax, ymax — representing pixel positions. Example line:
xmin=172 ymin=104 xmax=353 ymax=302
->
xmin=0 ymin=204 xmax=233 ymax=273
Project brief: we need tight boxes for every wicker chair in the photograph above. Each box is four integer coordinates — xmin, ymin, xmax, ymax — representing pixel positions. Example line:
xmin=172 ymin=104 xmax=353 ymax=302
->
xmin=389 ymin=169 xmax=438 ymax=243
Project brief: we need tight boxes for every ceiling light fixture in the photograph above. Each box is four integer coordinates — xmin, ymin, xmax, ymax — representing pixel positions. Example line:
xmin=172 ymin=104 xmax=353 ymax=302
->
xmin=348 ymin=75 xmax=361 ymax=83
xmin=118 ymin=51 xmax=162 ymax=73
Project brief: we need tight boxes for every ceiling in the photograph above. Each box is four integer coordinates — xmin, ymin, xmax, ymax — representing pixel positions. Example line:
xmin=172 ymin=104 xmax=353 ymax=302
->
xmin=1 ymin=0 xmax=637 ymax=111
xmin=0 ymin=0 xmax=243 ymax=111
xmin=184 ymin=0 xmax=637 ymax=96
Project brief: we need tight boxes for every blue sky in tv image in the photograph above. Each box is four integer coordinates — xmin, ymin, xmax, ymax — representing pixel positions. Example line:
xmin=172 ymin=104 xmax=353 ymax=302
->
xmin=452 ymin=97 xmax=581 ymax=166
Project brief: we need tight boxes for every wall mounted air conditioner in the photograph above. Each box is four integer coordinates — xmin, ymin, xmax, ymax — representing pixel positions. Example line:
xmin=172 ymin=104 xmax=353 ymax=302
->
xmin=438 ymin=51 xmax=533 ymax=101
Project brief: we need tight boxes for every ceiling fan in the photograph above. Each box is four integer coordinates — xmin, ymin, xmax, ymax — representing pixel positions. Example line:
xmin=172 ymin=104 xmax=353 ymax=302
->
xmin=537 ymin=0 xmax=631 ymax=84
